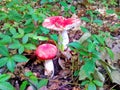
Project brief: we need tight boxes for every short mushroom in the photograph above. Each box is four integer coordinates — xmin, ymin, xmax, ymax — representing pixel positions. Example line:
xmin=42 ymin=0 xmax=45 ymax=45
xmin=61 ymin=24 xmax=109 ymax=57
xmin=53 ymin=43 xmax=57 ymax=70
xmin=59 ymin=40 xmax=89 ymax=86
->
xmin=42 ymin=16 xmax=80 ymax=50
xmin=35 ymin=43 xmax=57 ymax=77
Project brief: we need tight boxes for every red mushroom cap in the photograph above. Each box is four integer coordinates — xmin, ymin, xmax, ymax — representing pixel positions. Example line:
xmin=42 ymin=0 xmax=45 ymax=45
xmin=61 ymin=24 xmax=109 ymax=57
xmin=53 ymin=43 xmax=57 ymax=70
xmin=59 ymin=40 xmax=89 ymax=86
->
xmin=35 ymin=44 xmax=57 ymax=60
xmin=42 ymin=16 xmax=80 ymax=31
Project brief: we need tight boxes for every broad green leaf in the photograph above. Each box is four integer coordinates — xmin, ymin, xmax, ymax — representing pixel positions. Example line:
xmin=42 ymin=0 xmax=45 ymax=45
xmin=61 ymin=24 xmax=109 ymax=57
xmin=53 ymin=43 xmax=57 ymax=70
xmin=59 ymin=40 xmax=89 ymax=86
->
xmin=9 ymin=40 xmax=21 ymax=49
xmin=81 ymin=80 xmax=89 ymax=86
xmin=80 ymin=60 xmax=95 ymax=77
xmin=38 ymin=79 xmax=48 ymax=88
xmin=88 ymin=82 xmax=96 ymax=90
xmin=0 ymin=82 xmax=15 ymax=90
xmin=93 ymin=80 xmax=103 ymax=87
xmin=24 ymin=43 xmax=36 ymax=50
xmin=0 ymin=74 xmax=11 ymax=82
xmin=20 ymin=81 xmax=28 ymax=90
xmin=7 ymin=58 xmax=16 ymax=72
xmin=18 ymin=45 xmax=24 ymax=54
xmin=106 ymin=9 xmax=115 ymax=14
xmin=29 ymin=76 xmax=38 ymax=86
xmin=0 ymin=46 xmax=9 ymax=56
xmin=12 ymin=55 xmax=28 ymax=62
xmin=9 ymin=27 xmax=17 ymax=35
xmin=0 ymin=35 xmax=12 ymax=44
xmin=105 ymin=47 xmax=114 ymax=60
xmin=22 ymin=35 xmax=29 ymax=44
xmin=40 ymin=26 xmax=50 ymax=34
xmin=0 ymin=57 xmax=8 ymax=67
xmin=81 ymin=17 xmax=90 ymax=22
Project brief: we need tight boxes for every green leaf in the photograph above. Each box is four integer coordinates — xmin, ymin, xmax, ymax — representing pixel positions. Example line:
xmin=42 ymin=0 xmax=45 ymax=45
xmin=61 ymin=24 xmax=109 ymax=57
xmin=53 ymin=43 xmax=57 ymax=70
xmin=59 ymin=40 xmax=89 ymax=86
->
xmin=93 ymin=19 xmax=103 ymax=25
xmin=68 ymin=42 xmax=82 ymax=50
xmin=0 ymin=82 xmax=15 ymax=90
xmin=20 ymin=81 xmax=28 ymax=90
xmin=9 ymin=27 xmax=17 ymax=35
xmin=25 ymin=71 xmax=34 ymax=77
xmin=12 ymin=55 xmax=28 ymax=62
xmin=50 ymin=34 xmax=58 ymax=42
xmin=24 ymin=43 xmax=36 ymax=50
xmin=7 ymin=58 xmax=16 ymax=72
xmin=80 ymin=26 xmax=89 ymax=32
xmin=0 ymin=57 xmax=8 ymax=67
xmin=18 ymin=45 xmax=24 ymax=54
xmin=22 ymin=35 xmax=29 ymax=44
xmin=40 ymin=26 xmax=50 ymax=34
xmin=0 ymin=46 xmax=9 ymax=56
xmin=9 ymin=40 xmax=21 ymax=49
xmin=81 ymin=80 xmax=89 ymax=86
xmin=0 ymin=35 xmax=12 ymax=44
xmin=88 ymin=82 xmax=96 ymax=90
xmin=88 ymin=41 xmax=96 ymax=52
xmin=38 ymin=79 xmax=48 ymax=88
xmin=70 ymin=6 xmax=76 ymax=13
xmin=60 ymin=1 xmax=68 ymax=7
xmin=29 ymin=76 xmax=38 ymax=86
xmin=0 ymin=74 xmax=11 ymax=82
xmin=80 ymin=60 xmax=95 ymax=77
xmin=81 ymin=17 xmax=90 ymax=22
xmin=105 ymin=47 xmax=114 ymax=60
xmin=93 ymin=80 xmax=103 ymax=87
xmin=106 ymin=9 xmax=115 ymax=14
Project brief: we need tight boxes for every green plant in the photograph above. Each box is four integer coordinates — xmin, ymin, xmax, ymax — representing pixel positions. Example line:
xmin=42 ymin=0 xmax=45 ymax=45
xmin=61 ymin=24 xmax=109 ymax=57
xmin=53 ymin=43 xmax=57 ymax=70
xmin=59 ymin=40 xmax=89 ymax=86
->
xmin=0 ymin=74 xmax=15 ymax=90
xmin=20 ymin=71 xmax=48 ymax=90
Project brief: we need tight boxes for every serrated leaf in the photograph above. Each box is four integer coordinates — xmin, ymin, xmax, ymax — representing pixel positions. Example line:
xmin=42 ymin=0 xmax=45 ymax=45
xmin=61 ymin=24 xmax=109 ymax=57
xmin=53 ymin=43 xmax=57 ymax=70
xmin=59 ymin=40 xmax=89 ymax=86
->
xmin=7 ymin=58 xmax=16 ymax=72
xmin=38 ymin=79 xmax=48 ymax=88
xmin=88 ymin=82 xmax=96 ymax=90
xmin=60 ymin=1 xmax=68 ymax=7
xmin=20 ymin=81 xmax=28 ymax=90
xmin=70 ymin=6 xmax=76 ymax=13
xmin=0 ymin=74 xmax=11 ymax=82
xmin=0 ymin=57 xmax=8 ymax=67
xmin=81 ymin=17 xmax=90 ymax=22
xmin=0 ymin=46 xmax=9 ymax=56
xmin=0 ymin=82 xmax=15 ymax=90
xmin=12 ymin=54 xmax=28 ymax=62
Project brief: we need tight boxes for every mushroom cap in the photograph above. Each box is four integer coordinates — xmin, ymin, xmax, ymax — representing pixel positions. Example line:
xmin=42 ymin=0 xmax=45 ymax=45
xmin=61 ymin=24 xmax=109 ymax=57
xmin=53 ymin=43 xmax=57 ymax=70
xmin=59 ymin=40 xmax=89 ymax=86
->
xmin=35 ymin=44 xmax=57 ymax=60
xmin=42 ymin=16 xmax=80 ymax=31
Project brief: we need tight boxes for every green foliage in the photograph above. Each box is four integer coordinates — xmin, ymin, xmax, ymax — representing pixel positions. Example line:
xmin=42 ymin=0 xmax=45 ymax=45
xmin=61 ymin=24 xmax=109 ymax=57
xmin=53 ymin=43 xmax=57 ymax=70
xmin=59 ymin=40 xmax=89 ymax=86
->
xmin=21 ymin=71 xmax=48 ymax=90
xmin=0 ymin=74 xmax=15 ymax=90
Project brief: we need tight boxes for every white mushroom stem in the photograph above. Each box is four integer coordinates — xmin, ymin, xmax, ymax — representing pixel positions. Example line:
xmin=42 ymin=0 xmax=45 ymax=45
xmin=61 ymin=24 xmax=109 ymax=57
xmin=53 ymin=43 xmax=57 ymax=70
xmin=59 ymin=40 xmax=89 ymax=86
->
xmin=44 ymin=60 xmax=54 ymax=78
xmin=59 ymin=30 xmax=69 ymax=50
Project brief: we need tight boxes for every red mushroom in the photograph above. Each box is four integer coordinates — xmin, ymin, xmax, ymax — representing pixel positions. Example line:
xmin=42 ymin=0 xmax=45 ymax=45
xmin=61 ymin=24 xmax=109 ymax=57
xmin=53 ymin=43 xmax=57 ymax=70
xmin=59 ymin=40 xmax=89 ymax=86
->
xmin=42 ymin=16 xmax=80 ymax=50
xmin=35 ymin=43 xmax=57 ymax=77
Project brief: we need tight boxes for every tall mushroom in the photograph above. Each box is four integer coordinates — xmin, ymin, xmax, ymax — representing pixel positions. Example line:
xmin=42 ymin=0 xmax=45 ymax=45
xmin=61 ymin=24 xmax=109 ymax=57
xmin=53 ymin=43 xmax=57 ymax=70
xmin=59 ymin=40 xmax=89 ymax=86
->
xmin=42 ymin=16 xmax=80 ymax=50
xmin=35 ymin=43 xmax=57 ymax=77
